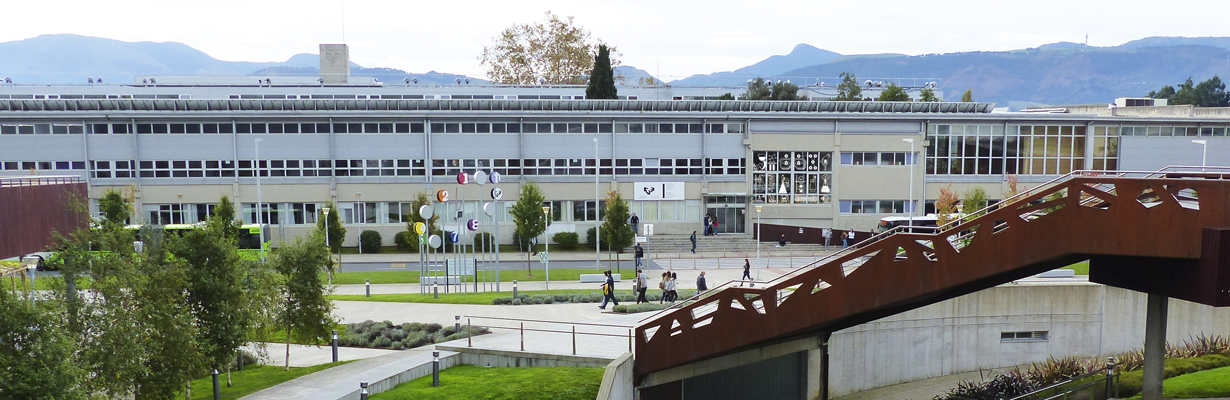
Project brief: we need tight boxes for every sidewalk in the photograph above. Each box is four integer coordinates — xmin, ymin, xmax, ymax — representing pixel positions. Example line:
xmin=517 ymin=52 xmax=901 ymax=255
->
xmin=340 ymin=247 xmax=838 ymax=263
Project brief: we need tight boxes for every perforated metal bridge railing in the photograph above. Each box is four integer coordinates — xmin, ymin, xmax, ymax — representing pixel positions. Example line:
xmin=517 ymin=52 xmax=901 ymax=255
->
xmin=634 ymin=167 xmax=1230 ymax=378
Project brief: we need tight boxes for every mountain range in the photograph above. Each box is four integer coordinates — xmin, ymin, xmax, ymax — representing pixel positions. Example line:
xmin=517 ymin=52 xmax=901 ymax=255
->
xmin=2 ymin=34 xmax=1230 ymax=107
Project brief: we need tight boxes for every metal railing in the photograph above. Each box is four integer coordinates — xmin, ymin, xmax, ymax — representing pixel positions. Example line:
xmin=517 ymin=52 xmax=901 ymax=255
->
xmin=1007 ymin=361 xmax=1119 ymax=400
xmin=0 ymin=175 xmax=83 ymax=187
xmin=462 ymin=315 xmax=635 ymax=356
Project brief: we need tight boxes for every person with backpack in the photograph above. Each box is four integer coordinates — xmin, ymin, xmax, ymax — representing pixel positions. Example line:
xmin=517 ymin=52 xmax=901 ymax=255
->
xmin=635 ymin=243 xmax=645 ymax=267
xmin=598 ymin=270 xmax=619 ymax=310
xmin=636 ymin=269 xmax=649 ymax=304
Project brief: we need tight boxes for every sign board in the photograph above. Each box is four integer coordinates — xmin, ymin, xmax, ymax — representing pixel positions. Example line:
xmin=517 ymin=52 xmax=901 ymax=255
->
xmin=636 ymin=236 xmax=648 ymax=243
xmin=539 ymin=252 xmax=549 ymax=263
xmin=644 ymin=223 xmax=654 ymax=236
xmin=635 ymin=182 xmax=685 ymax=201
xmin=445 ymin=259 xmax=476 ymax=275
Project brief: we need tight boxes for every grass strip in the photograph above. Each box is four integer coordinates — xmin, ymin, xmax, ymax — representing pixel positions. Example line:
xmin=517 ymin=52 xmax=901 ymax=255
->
xmin=1148 ymin=365 xmax=1230 ymax=399
xmin=330 ymin=289 xmax=613 ymax=305
xmin=179 ymin=361 xmax=353 ymax=400
xmin=369 ymin=364 xmax=603 ymax=400
xmin=328 ymin=267 xmax=622 ymax=285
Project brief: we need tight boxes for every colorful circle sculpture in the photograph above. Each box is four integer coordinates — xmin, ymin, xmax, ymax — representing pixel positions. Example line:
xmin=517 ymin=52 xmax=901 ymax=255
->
xmin=436 ymin=190 xmax=449 ymax=202
xmin=456 ymin=172 xmax=469 ymax=185
xmin=467 ymin=219 xmax=479 ymax=231
xmin=474 ymin=171 xmax=488 ymax=186
xmin=414 ymin=222 xmax=426 ymax=235
xmin=491 ymin=187 xmax=503 ymax=200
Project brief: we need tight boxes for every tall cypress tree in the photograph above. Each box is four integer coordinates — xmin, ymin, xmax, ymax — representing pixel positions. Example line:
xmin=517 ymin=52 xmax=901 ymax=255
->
xmin=586 ymin=45 xmax=618 ymax=99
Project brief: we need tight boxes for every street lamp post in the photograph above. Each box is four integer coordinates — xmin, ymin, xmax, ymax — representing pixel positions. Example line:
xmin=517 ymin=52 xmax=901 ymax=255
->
xmin=21 ymin=256 xmax=38 ymax=305
xmin=322 ymin=207 xmax=332 ymax=285
xmin=755 ymin=205 xmax=763 ymax=281
xmin=255 ymin=138 xmax=266 ymax=263
xmin=903 ymin=138 xmax=915 ymax=229
xmin=543 ymin=206 xmax=551 ymax=290
xmin=594 ymin=138 xmax=601 ymax=270
xmin=1193 ymin=139 xmax=1208 ymax=172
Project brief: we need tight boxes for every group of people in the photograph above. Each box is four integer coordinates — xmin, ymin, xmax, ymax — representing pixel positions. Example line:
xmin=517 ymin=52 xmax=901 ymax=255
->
xmin=622 ymin=269 xmax=708 ymax=305
xmin=702 ymin=214 xmax=720 ymax=236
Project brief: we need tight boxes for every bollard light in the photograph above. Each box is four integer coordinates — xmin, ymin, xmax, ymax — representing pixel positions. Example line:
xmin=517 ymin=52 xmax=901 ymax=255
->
xmin=365 ymin=279 xmax=371 ymax=298
xmin=432 ymin=351 xmax=441 ymax=387
xmin=433 ymin=281 xmax=439 ymax=299
xmin=360 ymin=381 xmax=369 ymax=400
xmin=455 ymin=315 xmax=461 ymax=333
xmin=212 ymin=369 xmax=220 ymax=400
xmin=331 ymin=329 xmax=339 ymax=362
xmin=513 ymin=280 xmax=518 ymax=298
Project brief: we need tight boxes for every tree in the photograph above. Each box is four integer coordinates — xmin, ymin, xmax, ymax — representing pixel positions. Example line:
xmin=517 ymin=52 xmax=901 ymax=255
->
xmin=167 ymin=195 xmax=252 ymax=384
xmin=271 ymin=231 xmax=336 ymax=370
xmin=480 ymin=11 xmax=619 ymax=85
xmin=586 ymin=44 xmax=618 ymax=99
xmin=963 ymin=187 xmax=989 ymax=220
xmin=833 ymin=72 xmax=864 ymax=101
xmin=98 ymin=189 xmax=130 ymax=226
xmin=877 ymin=83 xmax=911 ymax=102
xmin=317 ymin=201 xmax=346 ymax=254
xmin=919 ymin=87 xmax=940 ymax=102
xmin=0 ymin=287 xmax=87 ymax=399
xmin=511 ymin=181 xmax=547 ymax=275
xmin=637 ymin=76 xmax=661 ymax=86
xmin=717 ymin=92 xmax=735 ymax=100
xmin=935 ymin=184 xmax=959 ymax=227
xmin=1150 ymin=76 xmax=1230 ymax=107
xmin=403 ymin=192 xmax=441 ymax=249
xmin=742 ymin=78 xmax=807 ymax=100
xmin=961 ymin=89 xmax=974 ymax=102
xmin=600 ymin=190 xmax=634 ymax=273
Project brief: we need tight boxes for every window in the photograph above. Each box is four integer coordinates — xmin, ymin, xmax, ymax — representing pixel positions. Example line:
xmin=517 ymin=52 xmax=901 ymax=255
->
xmin=387 ymin=202 xmax=415 ymax=223
xmin=839 ymin=200 xmax=916 ymax=214
xmin=242 ymin=203 xmax=281 ymax=224
xmin=573 ymin=200 xmax=606 ymax=221
xmin=342 ymin=202 xmax=379 ymax=224
xmin=841 ymin=152 xmax=915 ymax=166
xmin=290 ymin=203 xmax=321 ymax=225
xmin=1000 ymin=331 xmax=1049 ymax=342
xmin=752 ymin=151 xmax=833 ymax=205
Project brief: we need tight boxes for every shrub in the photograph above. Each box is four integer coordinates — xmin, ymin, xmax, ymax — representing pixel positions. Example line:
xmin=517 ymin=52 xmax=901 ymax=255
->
xmin=585 ymin=227 xmax=610 ymax=250
xmin=615 ymin=303 xmax=671 ymax=314
xmin=511 ymin=231 xmax=534 ymax=252
xmin=229 ymin=350 xmax=261 ymax=367
xmin=472 ymin=232 xmax=495 ymax=250
xmin=394 ymin=231 xmax=418 ymax=252
xmin=511 ymin=298 xmax=522 ymax=305
xmin=553 ymin=232 xmax=580 ymax=250
xmin=372 ymin=336 xmax=393 ymax=348
xmin=422 ymin=323 xmax=443 ymax=334
xmin=360 ymin=230 xmax=383 ymax=253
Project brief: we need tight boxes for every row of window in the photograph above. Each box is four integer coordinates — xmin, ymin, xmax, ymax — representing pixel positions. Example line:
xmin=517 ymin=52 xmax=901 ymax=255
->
xmin=840 ymin=152 xmax=916 ymax=166
xmin=1119 ymin=125 xmax=1230 ymax=137
xmin=140 ymin=200 xmax=699 ymax=226
xmin=1 ymin=160 xmax=86 ymax=171
xmin=752 ymin=151 xmax=834 ymax=172
xmin=86 ymin=158 xmax=748 ymax=179
xmin=926 ymin=124 xmax=1118 ymax=175
xmin=38 ymin=121 xmax=744 ymax=135
xmin=838 ymin=200 xmax=919 ymax=214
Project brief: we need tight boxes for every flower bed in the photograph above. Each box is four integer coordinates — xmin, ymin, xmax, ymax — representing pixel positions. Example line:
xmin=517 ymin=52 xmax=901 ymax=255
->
xmin=338 ymin=320 xmax=489 ymax=350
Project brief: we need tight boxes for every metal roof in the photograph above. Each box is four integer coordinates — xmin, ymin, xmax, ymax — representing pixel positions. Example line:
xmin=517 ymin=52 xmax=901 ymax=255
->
xmin=0 ymin=99 xmax=996 ymax=114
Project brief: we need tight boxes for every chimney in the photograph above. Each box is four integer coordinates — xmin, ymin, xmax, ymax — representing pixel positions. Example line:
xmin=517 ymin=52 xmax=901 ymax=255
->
xmin=319 ymin=44 xmax=350 ymax=84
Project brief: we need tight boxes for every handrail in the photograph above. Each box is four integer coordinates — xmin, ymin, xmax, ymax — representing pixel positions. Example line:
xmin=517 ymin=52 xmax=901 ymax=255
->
xmin=464 ymin=315 xmax=633 ymax=329
xmin=1006 ymin=362 xmax=1118 ymax=400
xmin=461 ymin=315 xmax=636 ymax=355
xmin=634 ymin=165 xmax=1230 ymax=328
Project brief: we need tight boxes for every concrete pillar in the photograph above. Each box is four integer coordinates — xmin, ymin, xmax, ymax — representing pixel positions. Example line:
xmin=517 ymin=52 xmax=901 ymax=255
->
xmin=1141 ymin=293 xmax=1168 ymax=400
xmin=806 ymin=333 xmax=829 ymax=400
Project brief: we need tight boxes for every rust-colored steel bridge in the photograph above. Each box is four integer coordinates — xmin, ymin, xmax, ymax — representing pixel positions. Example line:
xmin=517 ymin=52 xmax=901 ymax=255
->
xmin=635 ymin=168 xmax=1230 ymax=387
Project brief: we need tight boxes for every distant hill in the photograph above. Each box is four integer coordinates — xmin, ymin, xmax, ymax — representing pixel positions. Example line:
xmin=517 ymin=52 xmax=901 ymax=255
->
xmin=672 ymin=44 xmax=842 ymax=85
xmin=0 ymin=34 xmax=476 ymax=84
xmin=1117 ymin=36 xmax=1230 ymax=51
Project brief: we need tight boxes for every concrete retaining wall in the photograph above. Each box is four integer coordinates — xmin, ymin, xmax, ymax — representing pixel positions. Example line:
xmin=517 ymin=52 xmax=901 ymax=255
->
xmin=436 ymin=345 xmax=613 ymax=368
xmin=597 ymin=353 xmax=635 ymax=400
xmin=829 ymin=283 xmax=1230 ymax=397
xmin=339 ymin=352 xmax=460 ymax=400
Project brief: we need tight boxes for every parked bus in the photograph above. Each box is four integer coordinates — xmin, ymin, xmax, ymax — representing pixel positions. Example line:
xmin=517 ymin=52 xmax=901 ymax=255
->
xmin=126 ymin=223 xmax=270 ymax=258
xmin=876 ymin=214 xmax=941 ymax=234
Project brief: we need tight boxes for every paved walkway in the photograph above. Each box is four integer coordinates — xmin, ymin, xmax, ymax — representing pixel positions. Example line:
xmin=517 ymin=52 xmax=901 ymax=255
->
xmin=243 ymin=342 xmax=400 ymax=368
xmin=241 ymin=348 xmax=450 ymax=400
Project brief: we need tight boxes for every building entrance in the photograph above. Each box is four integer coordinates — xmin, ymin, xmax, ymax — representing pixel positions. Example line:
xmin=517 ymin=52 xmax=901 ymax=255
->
xmin=704 ymin=195 xmax=746 ymax=234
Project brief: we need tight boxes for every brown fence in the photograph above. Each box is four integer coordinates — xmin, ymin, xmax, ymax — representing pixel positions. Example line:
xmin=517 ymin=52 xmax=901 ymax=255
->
xmin=0 ymin=176 xmax=87 ymax=259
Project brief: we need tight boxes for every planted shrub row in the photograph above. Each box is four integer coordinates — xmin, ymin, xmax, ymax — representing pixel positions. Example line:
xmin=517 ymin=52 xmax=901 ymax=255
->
xmin=338 ymin=320 xmax=489 ymax=350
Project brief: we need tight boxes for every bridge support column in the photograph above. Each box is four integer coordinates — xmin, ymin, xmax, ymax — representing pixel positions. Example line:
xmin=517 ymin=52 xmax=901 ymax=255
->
xmin=1142 ymin=293 xmax=1168 ymax=400
xmin=805 ymin=333 xmax=829 ymax=400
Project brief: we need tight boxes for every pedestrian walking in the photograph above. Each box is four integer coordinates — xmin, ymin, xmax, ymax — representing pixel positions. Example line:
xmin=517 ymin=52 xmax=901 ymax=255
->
xmin=636 ymin=269 xmax=649 ymax=303
xmin=598 ymin=270 xmax=619 ymax=310
xmin=696 ymin=271 xmax=708 ymax=291
xmin=845 ymin=230 xmax=855 ymax=248
xmin=777 ymin=233 xmax=787 ymax=248
xmin=635 ymin=243 xmax=645 ymax=267
xmin=630 ymin=213 xmax=640 ymax=236
xmin=690 ymin=231 xmax=698 ymax=254
xmin=822 ymin=228 xmax=832 ymax=251
xmin=741 ymin=259 xmax=753 ymax=287
xmin=666 ymin=272 xmax=678 ymax=303
xmin=659 ymin=272 xmax=669 ymax=304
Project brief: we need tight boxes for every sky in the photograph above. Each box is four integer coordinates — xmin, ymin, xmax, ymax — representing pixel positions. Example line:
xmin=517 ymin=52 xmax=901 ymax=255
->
xmin=3 ymin=0 xmax=1229 ymax=81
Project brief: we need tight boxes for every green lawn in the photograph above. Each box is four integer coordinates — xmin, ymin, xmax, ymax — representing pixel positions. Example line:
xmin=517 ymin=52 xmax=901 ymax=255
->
xmin=178 ymin=361 xmax=353 ymax=400
xmin=1127 ymin=365 xmax=1230 ymax=399
xmin=1061 ymin=260 xmax=1090 ymax=275
xmin=1152 ymin=365 xmax=1230 ymax=398
xmin=330 ymin=289 xmax=611 ymax=305
xmin=369 ymin=365 xmax=603 ymax=400
xmin=328 ymin=267 xmax=618 ymax=285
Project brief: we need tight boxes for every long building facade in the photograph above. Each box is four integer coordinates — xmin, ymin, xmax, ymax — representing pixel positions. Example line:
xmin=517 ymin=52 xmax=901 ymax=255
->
xmin=1 ymin=83 xmax=1227 ymax=246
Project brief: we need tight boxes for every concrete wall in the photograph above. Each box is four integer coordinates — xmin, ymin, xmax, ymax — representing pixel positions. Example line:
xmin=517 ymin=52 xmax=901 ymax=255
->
xmin=1119 ymin=136 xmax=1230 ymax=172
xmin=828 ymin=283 xmax=1230 ymax=397
xmin=598 ymin=353 xmax=636 ymax=400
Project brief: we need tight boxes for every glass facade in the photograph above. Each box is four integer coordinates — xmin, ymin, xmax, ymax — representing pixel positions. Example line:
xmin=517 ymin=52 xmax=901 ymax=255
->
xmin=926 ymin=123 xmax=1118 ymax=176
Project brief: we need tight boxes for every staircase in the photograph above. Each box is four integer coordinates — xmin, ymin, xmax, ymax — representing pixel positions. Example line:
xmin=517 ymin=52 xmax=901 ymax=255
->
xmin=632 ymin=234 xmax=830 ymax=255
xmin=634 ymin=167 xmax=1230 ymax=379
